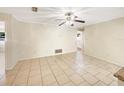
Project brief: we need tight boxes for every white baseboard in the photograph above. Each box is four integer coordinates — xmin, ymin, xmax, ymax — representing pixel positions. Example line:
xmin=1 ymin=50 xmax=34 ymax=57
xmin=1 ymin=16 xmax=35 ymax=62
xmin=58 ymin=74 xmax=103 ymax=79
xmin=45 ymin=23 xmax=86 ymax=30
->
xmin=83 ymin=52 xmax=123 ymax=67
xmin=6 ymin=51 xmax=76 ymax=70
xmin=5 ymin=62 xmax=17 ymax=70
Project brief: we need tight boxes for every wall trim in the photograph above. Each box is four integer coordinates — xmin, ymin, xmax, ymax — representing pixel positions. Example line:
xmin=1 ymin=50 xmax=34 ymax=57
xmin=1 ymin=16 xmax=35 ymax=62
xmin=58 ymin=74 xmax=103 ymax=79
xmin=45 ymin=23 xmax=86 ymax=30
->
xmin=84 ymin=51 xmax=123 ymax=67
xmin=6 ymin=51 xmax=76 ymax=70
xmin=5 ymin=62 xmax=17 ymax=70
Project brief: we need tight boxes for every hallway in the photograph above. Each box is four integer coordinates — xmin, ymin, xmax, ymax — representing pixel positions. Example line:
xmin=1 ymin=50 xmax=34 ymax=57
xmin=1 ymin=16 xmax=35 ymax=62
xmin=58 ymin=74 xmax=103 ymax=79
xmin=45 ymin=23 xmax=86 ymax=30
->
xmin=6 ymin=50 xmax=120 ymax=86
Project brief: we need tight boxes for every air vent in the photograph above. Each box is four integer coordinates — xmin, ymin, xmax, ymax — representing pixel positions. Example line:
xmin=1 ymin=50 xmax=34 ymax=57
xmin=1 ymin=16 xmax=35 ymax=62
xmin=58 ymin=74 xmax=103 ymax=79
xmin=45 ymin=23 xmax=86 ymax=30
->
xmin=32 ymin=7 xmax=38 ymax=12
xmin=55 ymin=49 xmax=62 ymax=53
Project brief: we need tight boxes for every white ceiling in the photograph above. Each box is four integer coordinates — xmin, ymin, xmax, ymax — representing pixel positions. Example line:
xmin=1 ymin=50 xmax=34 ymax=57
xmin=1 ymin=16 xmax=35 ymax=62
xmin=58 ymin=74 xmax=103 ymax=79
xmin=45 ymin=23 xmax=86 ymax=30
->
xmin=0 ymin=7 xmax=124 ymax=27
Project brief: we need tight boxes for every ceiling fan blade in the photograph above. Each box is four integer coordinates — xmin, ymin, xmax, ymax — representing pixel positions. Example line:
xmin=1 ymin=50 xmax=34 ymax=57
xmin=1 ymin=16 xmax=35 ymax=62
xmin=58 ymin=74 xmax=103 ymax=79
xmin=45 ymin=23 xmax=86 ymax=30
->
xmin=59 ymin=21 xmax=66 ymax=26
xmin=74 ymin=20 xmax=85 ymax=23
xmin=56 ymin=18 xmax=65 ymax=21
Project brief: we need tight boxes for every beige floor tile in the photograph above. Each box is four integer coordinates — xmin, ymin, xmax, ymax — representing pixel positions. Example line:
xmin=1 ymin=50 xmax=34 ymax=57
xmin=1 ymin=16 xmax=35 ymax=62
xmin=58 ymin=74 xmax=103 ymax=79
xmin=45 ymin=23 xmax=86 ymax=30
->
xmin=97 ymin=68 xmax=111 ymax=76
xmin=13 ymin=77 xmax=28 ymax=86
xmin=19 ymin=68 xmax=30 ymax=72
xmin=59 ymin=65 xmax=69 ymax=70
xmin=94 ymin=81 xmax=106 ymax=86
xmin=107 ymin=73 xmax=118 ymax=81
xmin=40 ymin=60 xmax=48 ymax=65
xmin=48 ymin=62 xmax=56 ymax=66
xmin=75 ymin=69 xmax=88 ymax=76
xmin=42 ymin=74 xmax=57 ymax=85
xmin=40 ymin=63 xmax=48 ymax=67
xmin=44 ymin=82 xmax=58 ymax=86
xmin=31 ymin=61 xmax=40 ymax=65
xmin=56 ymin=74 xmax=70 ymax=85
xmin=6 ymin=81 xmax=13 ymax=86
xmin=41 ymin=65 xmax=50 ymax=71
xmin=6 ymin=75 xmax=15 ymax=85
xmin=63 ymin=69 xmax=75 ymax=76
xmin=79 ymin=81 xmax=91 ymax=86
xmin=81 ymin=73 xmax=99 ymax=85
xmin=6 ymin=74 xmax=15 ymax=80
xmin=85 ymin=68 xmax=99 ymax=75
xmin=6 ymin=70 xmax=17 ymax=77
xmin=14 ymin=76 xmax=28 ymax=82
xmin=69 ymin=74 xmax=84 ymax=85
xmin=95 ymin=73 xmax=113 ymax=85
xmin=62 ymin=81 xmax=75 ymax=86
xmin=19 ymin=71 xmax=30 ymax=76
xmin=110 ymin=81 xmax=118 ymax=86
xmin=41 ymin=69 xmax=52 ymax=77
xmin=5 ymin=50 xmax=120 ymax=86
xmin=30 ymin=66 xmax=40 ymax=71
xmin=49 ymin=82 xmax=58 ymax=86
xmin=50 ymin=65 xmax=60 ymax=70
xmin=13 ymin=81 xmax=27 ymax=86
xmin=12 ymin=64 xmax=21 ymax=70
xmin=28 ymin=75 xmax=42 ymax=86
xmin=29 ymin=70 xmax=41 ymax=77
xmin=52 ymin=70 xmax=65 ymax=77
xmin=28 ymin=81 xmax=42 ymax=86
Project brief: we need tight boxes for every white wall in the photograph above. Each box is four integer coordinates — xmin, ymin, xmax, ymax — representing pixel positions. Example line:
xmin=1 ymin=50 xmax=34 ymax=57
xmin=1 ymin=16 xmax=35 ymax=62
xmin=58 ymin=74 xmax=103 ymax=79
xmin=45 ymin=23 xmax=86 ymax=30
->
xmin=0 ymin=21 xmax=5 ymax=79
xmin=84 ymin=17 xmax=124 ymax=66
xmin=0 ymin=13 xmax=14 ymax=70
xmin=0 ymin=13 xmax=77 ymax=69
xmin=16 ymin=23 xmax=77 ymax=60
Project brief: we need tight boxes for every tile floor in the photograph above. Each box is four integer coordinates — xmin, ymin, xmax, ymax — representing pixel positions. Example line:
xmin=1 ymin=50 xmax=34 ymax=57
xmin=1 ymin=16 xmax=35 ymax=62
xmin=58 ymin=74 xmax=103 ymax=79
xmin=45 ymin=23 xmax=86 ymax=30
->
xmin=5 ymin=50 xmax=121 ymax=86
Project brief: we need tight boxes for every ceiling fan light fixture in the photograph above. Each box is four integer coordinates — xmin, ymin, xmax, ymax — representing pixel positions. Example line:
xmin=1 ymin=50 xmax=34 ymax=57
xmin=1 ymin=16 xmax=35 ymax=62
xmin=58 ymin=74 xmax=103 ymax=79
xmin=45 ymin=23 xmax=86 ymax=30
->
xmin=71 ymin=24 xmax=74 ymax=26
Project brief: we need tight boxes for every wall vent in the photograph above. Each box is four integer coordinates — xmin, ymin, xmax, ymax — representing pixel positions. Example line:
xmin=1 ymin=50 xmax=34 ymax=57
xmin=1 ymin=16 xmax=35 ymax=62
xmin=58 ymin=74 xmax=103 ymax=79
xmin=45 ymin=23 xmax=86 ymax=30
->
xmin=55 ymin=49 xmax=62 ymax=53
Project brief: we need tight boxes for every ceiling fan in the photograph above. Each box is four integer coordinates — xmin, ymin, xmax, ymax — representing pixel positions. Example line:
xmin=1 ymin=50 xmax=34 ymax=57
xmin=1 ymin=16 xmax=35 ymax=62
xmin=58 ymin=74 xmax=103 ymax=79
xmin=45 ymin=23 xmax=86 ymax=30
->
xmin=31 ymin=7 xmax=85 ymax=26
xmin=58 ymin=12 xmax=85 ymax=26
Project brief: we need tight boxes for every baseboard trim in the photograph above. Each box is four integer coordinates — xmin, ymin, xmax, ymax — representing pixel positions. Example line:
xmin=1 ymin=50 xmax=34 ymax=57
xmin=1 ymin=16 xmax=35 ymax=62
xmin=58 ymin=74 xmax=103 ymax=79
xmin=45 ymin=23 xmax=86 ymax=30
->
xmin=5 ymin=62 xmax=17 ymax=70
xmin=83 ymin=52 xmax=123 ymax=67
xmin=6 ymin=51 xmax=76 ymax=70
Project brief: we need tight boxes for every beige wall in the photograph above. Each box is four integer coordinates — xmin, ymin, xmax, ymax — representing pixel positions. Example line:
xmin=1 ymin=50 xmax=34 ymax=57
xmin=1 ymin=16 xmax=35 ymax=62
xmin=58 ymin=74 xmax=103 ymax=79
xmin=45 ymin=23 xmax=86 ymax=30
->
xmin=84 ymin=17 xmax=124 ymax=66
xmin=0 ymin=13 xmax=77 ymax=69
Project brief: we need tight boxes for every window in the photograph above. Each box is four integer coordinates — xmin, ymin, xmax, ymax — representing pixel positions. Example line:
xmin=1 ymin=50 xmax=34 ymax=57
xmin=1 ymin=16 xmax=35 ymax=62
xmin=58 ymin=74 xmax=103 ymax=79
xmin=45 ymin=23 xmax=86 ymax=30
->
xmin=0 ymin=32 xmax=5 ymax=41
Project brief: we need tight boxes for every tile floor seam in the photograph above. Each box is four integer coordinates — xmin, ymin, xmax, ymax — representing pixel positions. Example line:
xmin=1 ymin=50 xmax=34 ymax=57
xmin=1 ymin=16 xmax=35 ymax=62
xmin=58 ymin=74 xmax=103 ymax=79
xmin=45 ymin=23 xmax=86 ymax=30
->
xmin=59 ymin=56 xmax=93 ymax=85
xmin=5 ymin=51 xmax=120 ymax=86
xmin=26 ymin=61 xmax=32 ymax=86
xmin=93 ymin=80 xmax=107 ymax=86
xmin=46 ymin=58 xmax=60 ymax=86
xmin=39 ymin=58 xmax=43 ymax=86
xmin=54 ymin=57 xmax=76 ymax=85
xmin=11 ymin=63 xmax=23 ymax=86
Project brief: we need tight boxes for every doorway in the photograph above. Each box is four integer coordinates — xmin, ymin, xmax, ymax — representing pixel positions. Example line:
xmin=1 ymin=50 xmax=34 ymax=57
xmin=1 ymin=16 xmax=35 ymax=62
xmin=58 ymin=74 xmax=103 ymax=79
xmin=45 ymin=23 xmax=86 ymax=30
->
xmin=76 ymin=31 xmax=84 ymax=51
xmin=0 ymin=21 xmax=5 ymax=85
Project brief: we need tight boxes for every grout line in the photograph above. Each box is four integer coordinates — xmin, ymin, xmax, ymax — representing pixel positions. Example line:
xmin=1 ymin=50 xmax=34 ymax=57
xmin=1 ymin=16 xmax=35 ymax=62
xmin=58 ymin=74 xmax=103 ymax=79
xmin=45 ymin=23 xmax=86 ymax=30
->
xmin=60 ymin=55 xmax=92 ymax=85
xmin=39 ymin=58 xmax=43 ymax=86
xmin=46 ymin=57 xmax=60 ymax=86
xmin=10 ymin=63 xmax=23 ymax=86
xmin=26 ymin=60 xmax=32 ymax=86
xmin=58 ymin=55 xmax=91 ymax=86
xmin=7 ymin=51 xmax=118 ymax=86
xmin=54 ymin=56 xmax=76 ymax=86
